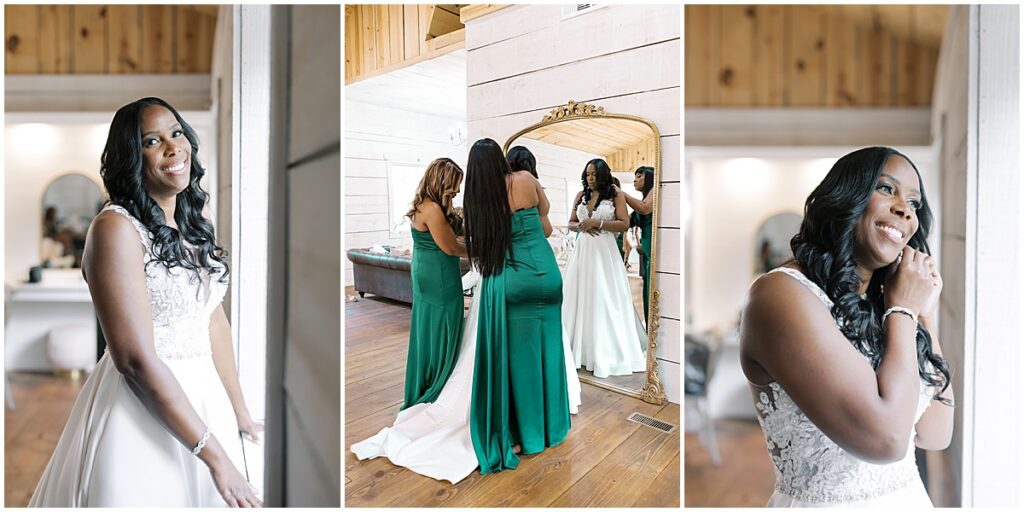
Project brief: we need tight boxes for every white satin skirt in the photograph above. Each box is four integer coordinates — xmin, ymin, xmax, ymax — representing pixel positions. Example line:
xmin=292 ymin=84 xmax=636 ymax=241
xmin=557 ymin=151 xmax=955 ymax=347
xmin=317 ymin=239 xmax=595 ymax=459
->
xmin=29 ymin=353 xmax=245 ymax=507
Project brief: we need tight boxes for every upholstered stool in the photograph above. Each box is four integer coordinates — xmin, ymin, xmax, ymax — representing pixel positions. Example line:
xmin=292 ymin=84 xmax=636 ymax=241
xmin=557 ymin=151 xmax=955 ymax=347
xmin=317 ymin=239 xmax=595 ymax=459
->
xmin=47 ymin=324 xmax=97 ymax=379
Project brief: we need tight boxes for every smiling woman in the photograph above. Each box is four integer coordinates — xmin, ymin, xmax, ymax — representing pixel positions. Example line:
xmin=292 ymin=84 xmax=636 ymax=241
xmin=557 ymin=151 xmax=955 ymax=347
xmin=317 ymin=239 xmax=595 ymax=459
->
xmin=28 ymin=98 xmax=262 ymax=507
xmin=738 ymin=146 xmax=953 ymax=507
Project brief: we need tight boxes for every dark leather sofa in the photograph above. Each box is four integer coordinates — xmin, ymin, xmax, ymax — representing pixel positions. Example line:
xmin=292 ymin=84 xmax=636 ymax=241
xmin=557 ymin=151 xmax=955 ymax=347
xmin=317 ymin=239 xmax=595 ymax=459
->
xmin=346 ymin=248 xmax=470 ymax=304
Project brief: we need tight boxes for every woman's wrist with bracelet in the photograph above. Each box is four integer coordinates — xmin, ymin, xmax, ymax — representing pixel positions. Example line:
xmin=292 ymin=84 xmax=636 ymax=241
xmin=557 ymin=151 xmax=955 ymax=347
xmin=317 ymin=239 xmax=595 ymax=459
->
xmin=883 ymin=306 xmax=918 ymax=325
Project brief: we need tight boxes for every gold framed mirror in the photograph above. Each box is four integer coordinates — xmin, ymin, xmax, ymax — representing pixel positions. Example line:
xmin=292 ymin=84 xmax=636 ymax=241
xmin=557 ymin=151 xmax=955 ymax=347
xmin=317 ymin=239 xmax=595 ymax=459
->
xmin=504 ymin=101 xmax=666 ymax=405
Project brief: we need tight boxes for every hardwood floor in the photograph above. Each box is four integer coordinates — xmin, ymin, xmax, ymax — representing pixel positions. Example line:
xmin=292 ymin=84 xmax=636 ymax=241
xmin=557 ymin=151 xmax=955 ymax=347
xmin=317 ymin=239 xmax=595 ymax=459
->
xmin=344 ymin=294 xmax=680 ymax=507
xmin=4 ymin=372 xmax=86 ymax=507
xmin=684 ymin=419 xmax=775 ymax=507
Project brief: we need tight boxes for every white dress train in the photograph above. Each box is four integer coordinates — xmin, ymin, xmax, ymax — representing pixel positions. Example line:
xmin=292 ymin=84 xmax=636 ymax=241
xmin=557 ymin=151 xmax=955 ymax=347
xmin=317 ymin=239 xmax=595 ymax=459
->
xmin=29 ymin=205 xmax=246 ymax=507
xmin=350 ymin=269 xmax=581 ymax=484
xmin=562 ymin=200 xmax=647 ymax=378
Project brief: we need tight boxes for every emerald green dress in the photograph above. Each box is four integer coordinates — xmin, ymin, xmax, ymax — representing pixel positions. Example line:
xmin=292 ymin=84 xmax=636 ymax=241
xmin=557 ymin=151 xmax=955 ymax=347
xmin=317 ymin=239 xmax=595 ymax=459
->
xmin=637 ymin=211 xmax=653 ymax=321
xmin=469 ymin=207 xmax=571 ymax=474
xmin=403 ymin=227 xmax=464 ymax=410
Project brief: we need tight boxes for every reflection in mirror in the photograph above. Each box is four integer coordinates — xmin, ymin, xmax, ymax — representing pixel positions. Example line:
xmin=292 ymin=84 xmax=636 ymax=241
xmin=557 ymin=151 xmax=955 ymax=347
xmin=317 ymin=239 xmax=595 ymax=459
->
xmin=755 ymin=212 xmax=801 ymax=274
xmin=41 ymin=173 xmax=104 ymax=269
xmin=505 ymin=105 xmax=662 ymax=402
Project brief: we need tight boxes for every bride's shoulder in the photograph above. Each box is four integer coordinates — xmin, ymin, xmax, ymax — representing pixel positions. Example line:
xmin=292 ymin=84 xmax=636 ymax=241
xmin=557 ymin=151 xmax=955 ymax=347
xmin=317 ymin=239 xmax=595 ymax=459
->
xmin=745 ymin=267 xmax=830 ymax=326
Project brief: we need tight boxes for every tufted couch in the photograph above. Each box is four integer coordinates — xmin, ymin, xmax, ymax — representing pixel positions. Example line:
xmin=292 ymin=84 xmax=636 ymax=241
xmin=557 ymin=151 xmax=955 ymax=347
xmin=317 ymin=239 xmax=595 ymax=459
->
xmin=347 ymin=248 xmax=470 ymax=304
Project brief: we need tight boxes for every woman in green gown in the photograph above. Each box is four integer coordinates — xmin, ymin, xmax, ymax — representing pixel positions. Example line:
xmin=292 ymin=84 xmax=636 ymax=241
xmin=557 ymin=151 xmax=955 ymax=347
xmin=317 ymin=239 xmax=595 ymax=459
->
xmin=621 ymin=166 xmax=655 ymax=322
xmin=463 ymin=138 xmax=571 ymax=473
xmin=403 ymin=158 xmax=467 ymax=409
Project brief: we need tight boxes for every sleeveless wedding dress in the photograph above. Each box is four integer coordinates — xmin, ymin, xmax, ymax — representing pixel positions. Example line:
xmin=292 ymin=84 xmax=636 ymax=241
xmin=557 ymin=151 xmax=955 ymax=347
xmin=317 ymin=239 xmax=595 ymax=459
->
xmin=749 ymin=267 xmax=935 ymax=507
xmin=562 ymin=199 xmax=646 ymax=378
xmin=351 ymin=267 xmax=582 ymax=484
xmin=29 ymin=204 xmax=246 ymax=507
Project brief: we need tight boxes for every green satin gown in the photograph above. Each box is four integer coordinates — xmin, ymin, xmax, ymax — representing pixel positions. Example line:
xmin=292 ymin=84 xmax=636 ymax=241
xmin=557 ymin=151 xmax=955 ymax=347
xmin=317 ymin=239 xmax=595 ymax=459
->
xmin=637 ymin=211 xmax=652 ymax=321
xmin=470 ymin=207 xmax=571 ymax=474
xmin=403 ymin=227 xmax=464 ymax=409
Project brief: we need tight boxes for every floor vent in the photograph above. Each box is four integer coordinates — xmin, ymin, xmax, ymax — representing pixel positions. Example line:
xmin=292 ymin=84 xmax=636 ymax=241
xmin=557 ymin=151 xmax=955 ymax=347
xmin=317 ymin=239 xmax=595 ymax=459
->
xmin=627 ymin=412 xmax=677 ymax=434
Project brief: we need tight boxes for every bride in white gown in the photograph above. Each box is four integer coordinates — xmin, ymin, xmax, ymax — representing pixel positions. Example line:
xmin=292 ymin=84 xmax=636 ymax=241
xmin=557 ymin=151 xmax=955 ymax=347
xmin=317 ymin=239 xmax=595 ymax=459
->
xmin=30 ymin=98 xmax=261 ymax=507
xmin=351 ymin=268 xmax=582 ymax=483
xmin=562 ymin=159 xmax=646 ymax=378
xmin=739 ymin=147 xmax=953 ymax=507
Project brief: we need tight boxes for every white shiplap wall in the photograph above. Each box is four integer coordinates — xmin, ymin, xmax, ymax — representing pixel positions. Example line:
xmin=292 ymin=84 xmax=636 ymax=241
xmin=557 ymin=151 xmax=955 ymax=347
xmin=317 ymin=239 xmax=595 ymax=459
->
xmin=464 ymin=4 xmax=681 ymax=403
xmin=343 ymin=100 xmax=467 ymax=286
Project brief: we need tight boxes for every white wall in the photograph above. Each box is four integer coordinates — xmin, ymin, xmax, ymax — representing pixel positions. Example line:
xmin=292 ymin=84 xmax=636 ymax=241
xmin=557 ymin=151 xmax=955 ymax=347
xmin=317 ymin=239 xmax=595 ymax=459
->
xmin=4 ymin=118 xmax=215 ymax=283
xmin=344 ymin=99 xmax=467 ymax=286
xmin=464 ymin=4 xmax=681 ymax=402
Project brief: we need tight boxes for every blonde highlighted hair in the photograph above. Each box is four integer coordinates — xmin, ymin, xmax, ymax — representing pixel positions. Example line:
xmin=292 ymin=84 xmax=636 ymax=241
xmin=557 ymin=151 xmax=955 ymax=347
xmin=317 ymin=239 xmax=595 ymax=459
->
xmin=406 ymin=158 xmax=464 ymax=225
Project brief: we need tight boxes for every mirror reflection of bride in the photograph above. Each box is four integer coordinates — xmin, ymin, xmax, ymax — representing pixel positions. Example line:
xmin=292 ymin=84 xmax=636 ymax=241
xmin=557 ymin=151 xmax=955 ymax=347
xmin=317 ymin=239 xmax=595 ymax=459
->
xmin=562 ymin=158 xmax=646 ymax=378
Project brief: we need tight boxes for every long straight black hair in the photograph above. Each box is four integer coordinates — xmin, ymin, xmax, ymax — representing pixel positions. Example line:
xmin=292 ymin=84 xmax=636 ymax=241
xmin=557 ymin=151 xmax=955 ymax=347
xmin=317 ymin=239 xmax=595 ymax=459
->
xmin=101 ymin=97 xmax=229 ymax=285
xmin=580 ymin=158 xmax=617 ymax=205
xmin=464 ymin=138 xmax=512 ymax=277
xmin=790 ymin=146 xmax=950 ymax=402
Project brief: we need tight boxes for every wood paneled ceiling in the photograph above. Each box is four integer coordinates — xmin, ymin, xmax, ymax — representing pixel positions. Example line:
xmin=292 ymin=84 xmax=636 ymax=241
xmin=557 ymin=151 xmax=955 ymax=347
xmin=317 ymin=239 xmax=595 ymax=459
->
xmin=686 ymin=4 xmax=950 ymax=108
xmin=5 ymin=5 xmax=218 ymax=74
xmin=345 ymin=4 xmax=468 ymax=84
xmin=521 ymin=118 xmax=656 ymax=159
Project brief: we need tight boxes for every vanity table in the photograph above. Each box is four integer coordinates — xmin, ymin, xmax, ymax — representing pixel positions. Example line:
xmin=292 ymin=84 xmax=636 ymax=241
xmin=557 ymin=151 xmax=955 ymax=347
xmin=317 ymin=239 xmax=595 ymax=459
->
xmin=5 ymin=269 xmax=96 ymax=371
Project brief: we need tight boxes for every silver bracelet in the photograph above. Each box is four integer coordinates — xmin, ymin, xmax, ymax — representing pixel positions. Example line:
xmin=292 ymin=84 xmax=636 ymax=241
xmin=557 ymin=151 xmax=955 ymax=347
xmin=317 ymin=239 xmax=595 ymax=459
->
xmin=599 ymin=220 xmax=604 ymax=230
xmin=882 ymin=306 xmax=918 ymax=325
xmin=192 ymin=427 xmax=212 ymax=456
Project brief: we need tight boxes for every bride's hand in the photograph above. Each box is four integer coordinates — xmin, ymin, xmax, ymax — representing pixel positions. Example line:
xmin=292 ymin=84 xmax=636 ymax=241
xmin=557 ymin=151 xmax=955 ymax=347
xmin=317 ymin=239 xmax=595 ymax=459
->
xmin=237 ymin=414 xmax=264 ymax=444
xmin=211 ymin=461 xmax=262 ymax=507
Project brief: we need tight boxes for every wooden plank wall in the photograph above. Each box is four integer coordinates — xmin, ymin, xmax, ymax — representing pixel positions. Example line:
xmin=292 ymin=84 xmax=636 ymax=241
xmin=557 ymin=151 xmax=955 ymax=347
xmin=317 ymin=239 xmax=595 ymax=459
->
xmin=607 ymin=138 xmax=658 ymax=175
xmin=344 ymin=4 xmax=465 ymax=83
xmin=464 ymin=4 xmax=682 ymax=403
xmin=5 ymin=5 xmax=216 ymax=74
xmin=685 ymin=4 xmax=946 ymax=107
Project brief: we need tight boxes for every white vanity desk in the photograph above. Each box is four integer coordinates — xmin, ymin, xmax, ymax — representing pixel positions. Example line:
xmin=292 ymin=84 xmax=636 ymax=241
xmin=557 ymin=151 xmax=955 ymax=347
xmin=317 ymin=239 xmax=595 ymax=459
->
xmin=5 ymin=270 xmax=96 ymax=371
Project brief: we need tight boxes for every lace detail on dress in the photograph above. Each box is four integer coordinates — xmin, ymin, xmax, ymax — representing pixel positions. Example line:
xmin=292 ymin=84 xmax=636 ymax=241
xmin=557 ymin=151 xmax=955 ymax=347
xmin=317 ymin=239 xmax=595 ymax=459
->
xmin=576 ymin=199 xmax=616 ymax=223
xmin=104 ymin=205 xmax=227 ymax=360
xmin=753 ymin=266 xmax=934 ymax=503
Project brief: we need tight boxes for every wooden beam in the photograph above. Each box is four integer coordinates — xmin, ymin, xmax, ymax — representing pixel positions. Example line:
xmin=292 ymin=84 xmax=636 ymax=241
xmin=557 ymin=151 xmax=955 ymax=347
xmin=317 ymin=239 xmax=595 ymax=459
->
xmin=346 ymin=38 xmax=464 ymax=86
xmin=459 ymin=4 xmax=508 ymax=24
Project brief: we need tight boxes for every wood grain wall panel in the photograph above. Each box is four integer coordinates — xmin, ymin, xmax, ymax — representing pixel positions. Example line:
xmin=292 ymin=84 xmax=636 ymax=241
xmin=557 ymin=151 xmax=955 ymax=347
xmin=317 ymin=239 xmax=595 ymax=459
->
xmin=73 ymin=5 xmax=107 ymax=73
xmin=417 ymin=4 xmax=430 ymax=56
xmin=39 ymin=5 xmax=73 ymax=73
xmin=684 ymin=5 xmax=710 ymax=106
xmin=175 ymin=5 xmax=214 ymax=73
xmin=753 ymin=4 xmax=785 ymax=107
xmin=359 ymin=5 xmax=376 ymax=74
xmin=107 ymin=5 xmax=140 ymax=73
xmin=825 ymin=12 xmax=860 ymax=106
xmin=895 ymin=39 xmax=921 ymax=106
xmin=6 ymin=5 xmax=40 ymax=73
xmin=788 ymin=6 xmax=825 ymax=106
xmin=862 ymin=28 xmax=894 ymax=106
xmin=718 ymin=5 xmax=755 ymax=106
xmin=686 ymin=4 xmax=944 ymax=107
xmin=388 ymin=5 xmax=403 ymax=63
xmin=141 ymin=5 xmax=175 ymax=73
xmin=402 ymin=4 xmax=420 ymax=60
xmin=344 ymin=5 xmax=360 ymax=80
xmin=374 ymin=5 xmax=390 ymax=70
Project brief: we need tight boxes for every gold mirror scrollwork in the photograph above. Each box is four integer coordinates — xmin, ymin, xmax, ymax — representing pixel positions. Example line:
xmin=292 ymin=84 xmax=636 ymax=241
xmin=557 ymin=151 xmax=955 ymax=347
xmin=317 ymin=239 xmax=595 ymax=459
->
xmin=504 ymin=100 xmax=667 ymax=405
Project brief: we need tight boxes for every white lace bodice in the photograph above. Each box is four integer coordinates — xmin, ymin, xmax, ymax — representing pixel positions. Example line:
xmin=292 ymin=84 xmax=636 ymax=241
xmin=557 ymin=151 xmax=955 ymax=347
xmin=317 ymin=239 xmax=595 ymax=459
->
xmin=576 ymin=198 xmax=616 ymax=223
xmin=105 ymin=205 xmax=227 ymax=359
xmin=751 ymin=267 xmax=934 ymax=504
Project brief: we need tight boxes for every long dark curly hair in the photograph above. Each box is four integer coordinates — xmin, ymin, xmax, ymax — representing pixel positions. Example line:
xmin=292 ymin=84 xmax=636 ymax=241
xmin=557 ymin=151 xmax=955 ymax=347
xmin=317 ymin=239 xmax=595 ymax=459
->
xmin=101 ymin=97 xmax=229 ymax=285
xmin=790 ymin=146 xmax=950 ymax=403
xmin=580 ymin=158 xmax=617 ymax=206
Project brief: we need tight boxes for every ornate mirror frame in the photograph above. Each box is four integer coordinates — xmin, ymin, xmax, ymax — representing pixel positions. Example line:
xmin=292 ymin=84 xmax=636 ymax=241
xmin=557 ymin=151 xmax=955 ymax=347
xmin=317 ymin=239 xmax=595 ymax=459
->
xmin=504 ymin=100 xmax=667 ymax=405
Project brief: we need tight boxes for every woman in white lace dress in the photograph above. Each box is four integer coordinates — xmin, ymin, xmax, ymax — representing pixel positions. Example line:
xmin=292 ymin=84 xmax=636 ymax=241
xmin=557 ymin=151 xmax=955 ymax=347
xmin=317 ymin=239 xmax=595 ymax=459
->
xmin=739 ymin=147 xmax=954 ymax=507
xmin=562 ymin=159 xmax=646 ymax=378
xmin=30 ymin=98 xmax=261 ymax=507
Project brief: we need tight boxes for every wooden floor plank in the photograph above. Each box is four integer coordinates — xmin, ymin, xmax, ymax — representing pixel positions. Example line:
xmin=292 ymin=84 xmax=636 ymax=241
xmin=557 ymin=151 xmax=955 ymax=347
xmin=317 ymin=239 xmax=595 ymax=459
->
xmin=4 ymin=372 xmax=86 ymax=507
